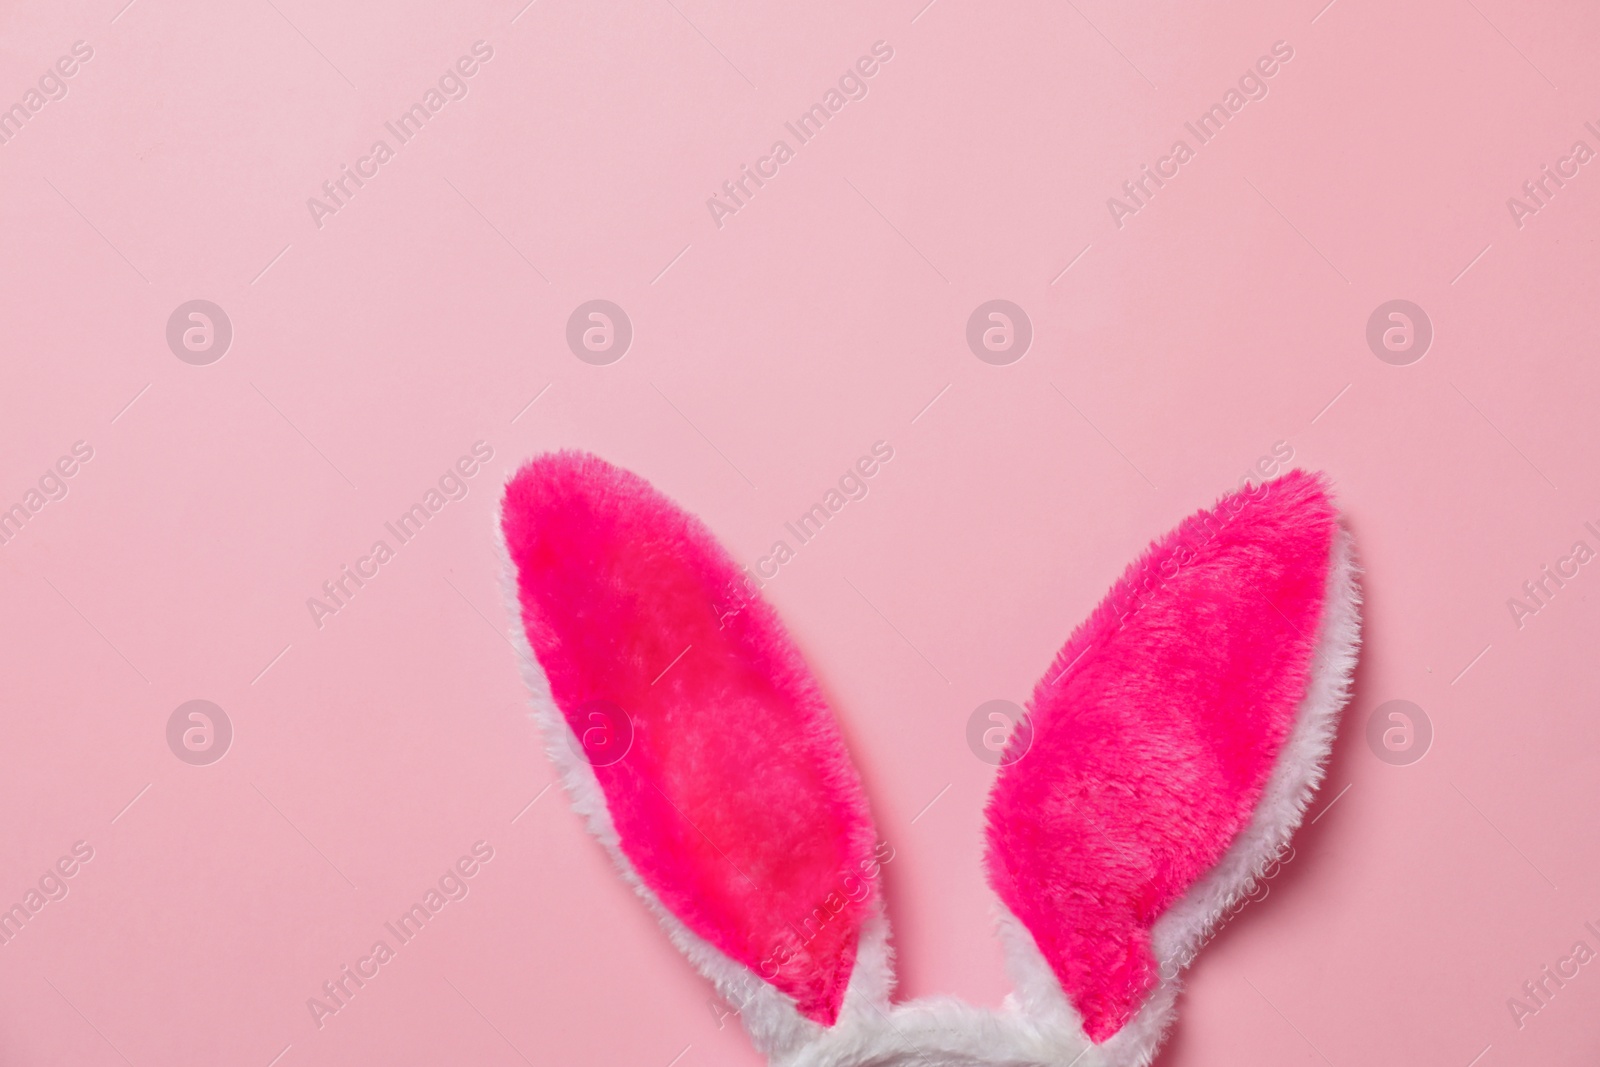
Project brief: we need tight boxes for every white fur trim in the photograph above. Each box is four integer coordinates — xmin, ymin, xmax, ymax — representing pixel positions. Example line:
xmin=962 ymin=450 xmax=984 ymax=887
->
xmin=496 ymin=501 xmax=1361 ymax=1067
xmin=495 ymin=515 xmax=895 ymax=1059
xmin=990 ymin=524 xmax=1362 ymax=1067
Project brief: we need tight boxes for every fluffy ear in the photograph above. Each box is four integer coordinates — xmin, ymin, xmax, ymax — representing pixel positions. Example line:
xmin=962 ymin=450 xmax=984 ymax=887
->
xmin=500 ymin=452 xmax=885 ymax=1037
xmin=984 ymin=470 xmax=1360 ymax=1055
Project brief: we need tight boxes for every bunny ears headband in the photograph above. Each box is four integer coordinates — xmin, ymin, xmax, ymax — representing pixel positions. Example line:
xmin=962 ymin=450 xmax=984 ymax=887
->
xmin=498 ymin=453 xmax=1360 ymax=1067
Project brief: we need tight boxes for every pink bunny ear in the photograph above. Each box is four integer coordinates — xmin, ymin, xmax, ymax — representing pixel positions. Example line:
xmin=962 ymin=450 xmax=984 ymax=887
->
xmin=984 ymin=470 xmax=1359 ymax=1046
xmin=500 ymin=452 xmax=881 ymax=1028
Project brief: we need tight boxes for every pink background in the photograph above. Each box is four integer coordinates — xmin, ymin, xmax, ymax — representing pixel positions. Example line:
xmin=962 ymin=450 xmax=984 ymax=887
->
xmin=2 ymin=0 xmax=1599 ymax=1064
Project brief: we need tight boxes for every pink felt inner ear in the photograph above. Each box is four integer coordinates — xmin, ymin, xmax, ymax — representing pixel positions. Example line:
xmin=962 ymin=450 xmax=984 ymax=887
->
xmin=502 ymin=452 xmax=879 ymax=1025
xmin=984 ymin=471 xmax=1337 ymax=1041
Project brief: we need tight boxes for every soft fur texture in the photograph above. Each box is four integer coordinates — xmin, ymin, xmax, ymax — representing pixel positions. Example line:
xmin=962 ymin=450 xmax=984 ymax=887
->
xmin=498 ymin=455 xmax=1362 ymax=1067
xmin=995 ymin=522 xmax=1362 ymax=1067
xmin=501 ymin=452 xmax=880 ymax=1025
xmin=496 ymin=535 xmax=897 ymax=1062
xmin=984 ymin=471 xmax=1338 ymax=1041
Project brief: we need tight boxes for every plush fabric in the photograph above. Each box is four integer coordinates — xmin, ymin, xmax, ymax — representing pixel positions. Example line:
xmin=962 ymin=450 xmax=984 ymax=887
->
xmin=983 ymin=470 xmax=1338 ymax=1042
xmin=499 ymin=455 xmax=1361 ymax=1066
xmin=500 ymin=451 xmax=879 ymax=1025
